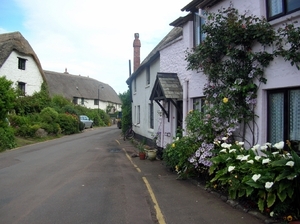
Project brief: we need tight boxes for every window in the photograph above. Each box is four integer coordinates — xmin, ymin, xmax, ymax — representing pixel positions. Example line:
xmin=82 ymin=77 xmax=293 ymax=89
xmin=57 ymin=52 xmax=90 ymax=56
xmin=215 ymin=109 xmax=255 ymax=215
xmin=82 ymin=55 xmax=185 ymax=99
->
xmin=18 ymin=82 xmax=26 ymax=95
xmin=73 ymin=97 xmax=78 ymax=104
xmin=149 ymin=102 xmax=154 ymax=129
xmin=267 ymin=0 xmax=300 ymax=20
xmin=194 ymin=12 xmax=206 ymax=46
xmin=133 ymin=79 xmax=137 ymax=93
xmin=18 ymin=57 xmax=26 ymax=70
xmin=94 ymin=99 xmax=99 ymax=105
xmin=81 ymin=98 xmax=84 ymax=105
xmin=267 ymin=88 xmax=300 ymax=151
xmin=193 ymin=97 xmax=205 ymax=112
xmin=137 ymin=105 xmax=140 ymax=124
xmin=146 ymin=66 xmax=150 ymax=85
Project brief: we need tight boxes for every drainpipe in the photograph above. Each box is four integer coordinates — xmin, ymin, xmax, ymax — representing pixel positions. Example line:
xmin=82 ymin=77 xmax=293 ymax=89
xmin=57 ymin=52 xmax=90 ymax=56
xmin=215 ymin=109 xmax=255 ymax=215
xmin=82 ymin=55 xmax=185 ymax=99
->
xmin=182 ymin=79 xmax=189 ymax=136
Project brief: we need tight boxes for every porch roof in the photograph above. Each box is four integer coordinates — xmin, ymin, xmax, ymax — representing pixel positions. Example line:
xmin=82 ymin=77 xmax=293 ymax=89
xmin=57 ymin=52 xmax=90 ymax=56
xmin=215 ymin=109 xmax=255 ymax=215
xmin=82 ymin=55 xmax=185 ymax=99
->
xmin=149 ymin=73 xmax=183 ymax=101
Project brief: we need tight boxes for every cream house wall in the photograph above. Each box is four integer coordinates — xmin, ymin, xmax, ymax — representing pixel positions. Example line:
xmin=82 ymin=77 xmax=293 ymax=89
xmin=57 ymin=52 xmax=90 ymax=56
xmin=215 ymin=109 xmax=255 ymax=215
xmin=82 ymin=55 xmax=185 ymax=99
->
xmin=0 ymin=51 xmax=43 ymax=95
xmin=131 ymin=57 xmax=160 ymax=140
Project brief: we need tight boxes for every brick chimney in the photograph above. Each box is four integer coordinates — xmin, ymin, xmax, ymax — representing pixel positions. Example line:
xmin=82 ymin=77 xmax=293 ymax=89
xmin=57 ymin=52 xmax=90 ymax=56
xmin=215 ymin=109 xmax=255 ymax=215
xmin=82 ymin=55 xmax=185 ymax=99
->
xmin=133 ymin=33 xmax=141 ymax=72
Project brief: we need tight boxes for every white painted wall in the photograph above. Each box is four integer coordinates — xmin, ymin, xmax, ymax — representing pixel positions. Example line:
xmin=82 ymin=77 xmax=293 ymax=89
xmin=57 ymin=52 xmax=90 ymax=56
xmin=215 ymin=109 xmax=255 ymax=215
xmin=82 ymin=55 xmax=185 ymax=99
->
xmin=0 ymin=51 xmax=43 ymax=95
xmin=131 ymin=57 xmax=160 ymax=140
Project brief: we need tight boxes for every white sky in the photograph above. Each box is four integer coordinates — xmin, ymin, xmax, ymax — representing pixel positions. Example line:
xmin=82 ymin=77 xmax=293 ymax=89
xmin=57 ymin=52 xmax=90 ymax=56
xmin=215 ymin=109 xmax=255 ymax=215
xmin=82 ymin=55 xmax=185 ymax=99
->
xmin=0 ymin=0 xmax=189 ymax=94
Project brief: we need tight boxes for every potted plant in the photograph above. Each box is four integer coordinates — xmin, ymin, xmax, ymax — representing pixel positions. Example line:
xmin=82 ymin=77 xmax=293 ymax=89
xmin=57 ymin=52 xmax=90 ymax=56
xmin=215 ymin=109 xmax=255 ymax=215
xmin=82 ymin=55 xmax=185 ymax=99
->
xmin=137 ymin=142 xmax=146 ymax=160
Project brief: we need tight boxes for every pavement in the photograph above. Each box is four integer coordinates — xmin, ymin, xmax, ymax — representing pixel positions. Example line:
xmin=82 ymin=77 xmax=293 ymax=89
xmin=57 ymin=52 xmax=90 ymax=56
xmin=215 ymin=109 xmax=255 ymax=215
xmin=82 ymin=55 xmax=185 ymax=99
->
xmin=118 ymin=137 xmax=277 ymax=224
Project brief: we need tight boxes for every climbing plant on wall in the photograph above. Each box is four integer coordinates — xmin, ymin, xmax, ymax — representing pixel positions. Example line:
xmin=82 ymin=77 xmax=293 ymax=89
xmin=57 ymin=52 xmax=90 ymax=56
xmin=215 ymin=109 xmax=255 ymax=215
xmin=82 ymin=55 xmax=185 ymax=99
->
xmin=185 ymin=6 xmax=300 ymax=146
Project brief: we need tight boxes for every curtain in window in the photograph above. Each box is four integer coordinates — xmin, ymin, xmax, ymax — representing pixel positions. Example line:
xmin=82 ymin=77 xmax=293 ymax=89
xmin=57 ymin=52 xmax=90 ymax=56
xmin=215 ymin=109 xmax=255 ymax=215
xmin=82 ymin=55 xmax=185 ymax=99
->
xmin=289 ymin=90 xmax=300 ymax=141
xmin=268 ymin=0 xmax=283 ymax=16
xmin=269 ymin=93 xmax=284 ymax=143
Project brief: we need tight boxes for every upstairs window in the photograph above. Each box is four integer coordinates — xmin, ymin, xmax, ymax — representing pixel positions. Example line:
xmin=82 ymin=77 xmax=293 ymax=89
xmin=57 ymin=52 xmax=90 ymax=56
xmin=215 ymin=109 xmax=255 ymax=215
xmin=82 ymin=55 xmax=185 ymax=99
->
xmin=146 ymin=66 xmax=150 ymax=85
xmin=267 ymin=0 xmax=300 ymax=20
xmin=18 ymin=57 xmax=26 ymax=70
xmin=94 ymin=99 xmax=99 ymax=105
xmin=73 ymin=97 xmax=78 ymax=104
xmin=133 ymin=79 xmax=137 ymax=93
xmin=267 ymin=88 xmax=300 ymax=151
xmin=18 ymin=82 xmax=26 ymax=95
xmin=194 ymin=11 xmax=206 ymax=46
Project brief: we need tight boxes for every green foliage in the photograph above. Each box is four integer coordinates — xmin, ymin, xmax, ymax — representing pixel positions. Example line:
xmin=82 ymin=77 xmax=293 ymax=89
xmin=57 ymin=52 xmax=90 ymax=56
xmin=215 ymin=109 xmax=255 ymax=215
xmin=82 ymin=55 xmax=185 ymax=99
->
xmin=57 ymin=113 xmax=80 ymax=135
xmin=119 ymin=89 xmax=131 ymax=133
xmin=0 ymin=126 xmax=16 ymax=151
xmin=209 ymin=140 xmax=300 ymax=219
xmin=40 ymin=107 xmax=58 ymax=123
xmin=275 ymin=21 xmax=300 ymax=69
xmin=0 ymin=76 xmax=17 ymax=120
xmin=14 ymin=82 xmax=51 ymax=115
xmin=163 ymin=136 xmax=199 ymax=179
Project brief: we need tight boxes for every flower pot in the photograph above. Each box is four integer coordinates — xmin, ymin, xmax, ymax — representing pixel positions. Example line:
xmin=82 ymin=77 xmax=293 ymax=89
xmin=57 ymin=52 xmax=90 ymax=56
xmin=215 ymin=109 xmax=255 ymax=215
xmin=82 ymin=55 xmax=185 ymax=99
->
xmin=146 ymin=149 xmax=157 ymax=160
xmin=139 ymin=152 xmax=146 ymax=160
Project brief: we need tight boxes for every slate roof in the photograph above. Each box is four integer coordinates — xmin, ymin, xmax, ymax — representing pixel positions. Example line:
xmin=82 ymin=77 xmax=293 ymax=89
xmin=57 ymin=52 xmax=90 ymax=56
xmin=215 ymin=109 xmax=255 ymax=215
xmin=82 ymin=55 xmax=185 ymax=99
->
xmin=126 ymin=27 xmax=183 ymax=85
xmin=43 ymin=70 xmax=121 ymax=104
xmin=181 ymin=0 xmax=222 ymax=12
xmin=0 ymin=31 xmax=45 ymax=80
xmin=150 ymin=73 xmax=183 ymax=101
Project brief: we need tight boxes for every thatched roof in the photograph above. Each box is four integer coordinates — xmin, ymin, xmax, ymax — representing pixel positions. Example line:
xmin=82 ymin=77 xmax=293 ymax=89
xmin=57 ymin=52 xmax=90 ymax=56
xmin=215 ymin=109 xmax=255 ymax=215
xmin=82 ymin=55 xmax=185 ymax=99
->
xmin=43 ymin=70 xmax=121 ymax=104
xmin=0 ymin=32 xmax=45 ymax=80
xmin=126 ymin=27 xmax=183 ymax=84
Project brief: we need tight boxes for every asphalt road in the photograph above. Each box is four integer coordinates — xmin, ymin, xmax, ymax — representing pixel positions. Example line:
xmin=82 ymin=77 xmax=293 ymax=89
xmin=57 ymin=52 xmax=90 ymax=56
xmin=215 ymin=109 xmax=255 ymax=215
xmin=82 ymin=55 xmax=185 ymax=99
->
xmin=0 ymin=125 xmax=264 ymax=224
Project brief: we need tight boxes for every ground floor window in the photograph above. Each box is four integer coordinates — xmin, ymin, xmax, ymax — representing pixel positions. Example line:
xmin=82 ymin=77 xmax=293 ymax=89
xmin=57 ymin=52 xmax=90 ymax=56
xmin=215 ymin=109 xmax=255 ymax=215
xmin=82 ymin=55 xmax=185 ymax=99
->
xmin=149 ymin=102 xmax=154 ymax=129
xmin=193 ymin=97 xmax=205 ymax=112
xmin=268 ymin=87 xmax=300 ymax=151
xmin=18 ymin=82 xmax=26 ymax=96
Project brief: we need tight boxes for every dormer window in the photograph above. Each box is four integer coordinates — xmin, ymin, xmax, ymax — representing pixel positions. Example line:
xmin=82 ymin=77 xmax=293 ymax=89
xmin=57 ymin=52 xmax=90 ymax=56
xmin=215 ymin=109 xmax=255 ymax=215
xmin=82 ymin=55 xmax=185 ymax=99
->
xmin=267 ymin=0 xmax=300 ymax=20
xmin=18 ymin=57 xmax=26 ymax=70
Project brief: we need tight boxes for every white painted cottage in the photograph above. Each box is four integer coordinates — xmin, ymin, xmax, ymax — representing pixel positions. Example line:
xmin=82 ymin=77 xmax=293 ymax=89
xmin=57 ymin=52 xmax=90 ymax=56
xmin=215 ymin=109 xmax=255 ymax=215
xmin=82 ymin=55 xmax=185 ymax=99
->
xmin=127 ymin=0 xmax=300 ymax=151
xmin=0 ymin=32 xmax=44 ymax=96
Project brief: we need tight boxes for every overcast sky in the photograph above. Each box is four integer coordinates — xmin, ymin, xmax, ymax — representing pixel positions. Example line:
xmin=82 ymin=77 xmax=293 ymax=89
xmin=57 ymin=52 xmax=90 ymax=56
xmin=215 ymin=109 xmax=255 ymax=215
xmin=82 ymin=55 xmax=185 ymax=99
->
xmin=0 ymin=0 xmax=189 ymax=94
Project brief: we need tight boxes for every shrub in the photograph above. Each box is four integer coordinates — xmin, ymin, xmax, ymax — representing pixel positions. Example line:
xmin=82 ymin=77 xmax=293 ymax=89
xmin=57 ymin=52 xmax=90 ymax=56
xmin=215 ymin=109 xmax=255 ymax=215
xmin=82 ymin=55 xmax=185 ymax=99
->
xmin=0 ymin=126 xmax=16 ymax=151
xmin=209 ymin=139 xmax=300 ymax=220
xmin=40 ymin=107 xmax=58 ymax=123
xmin=163 ymin=136 xmax=199 ymax=179
xmin=57 ymin=113 xmax=79 ymax=135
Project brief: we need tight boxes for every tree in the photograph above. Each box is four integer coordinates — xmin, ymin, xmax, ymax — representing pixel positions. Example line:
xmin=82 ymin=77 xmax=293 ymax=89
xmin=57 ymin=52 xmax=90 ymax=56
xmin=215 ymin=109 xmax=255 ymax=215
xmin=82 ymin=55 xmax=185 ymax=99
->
xmin=0 ymin=76 xmax=17 ymax=151
xmin=119 ymin=89 xmax=132 ymax=134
